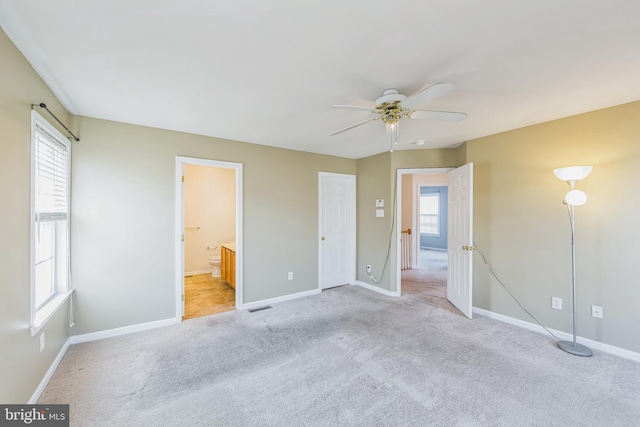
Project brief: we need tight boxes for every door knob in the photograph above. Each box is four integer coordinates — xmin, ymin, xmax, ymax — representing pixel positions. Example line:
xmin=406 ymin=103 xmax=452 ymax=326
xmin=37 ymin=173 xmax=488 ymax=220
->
xmin=322 ymin=236 xmax=326 ymax=240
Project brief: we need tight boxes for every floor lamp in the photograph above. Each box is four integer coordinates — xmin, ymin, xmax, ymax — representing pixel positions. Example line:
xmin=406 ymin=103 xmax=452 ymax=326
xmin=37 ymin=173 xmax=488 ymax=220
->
xmin=553 ymin=166 xmax=593 ymax=357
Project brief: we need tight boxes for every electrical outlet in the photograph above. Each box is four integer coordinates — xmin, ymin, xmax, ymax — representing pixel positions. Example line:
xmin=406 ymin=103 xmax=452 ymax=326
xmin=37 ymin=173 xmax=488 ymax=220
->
xmin=366 ymin=265 xmax=372 ymax=273
xmin=592 ymin=305 xmax=603 ymax=319
xmin=40 ymin=332 xmax=45 ymax=352
xmin=551 ymin=297 xmax=562 ymax=310
xmin=288 ymin=272 xmax=293 ymax=280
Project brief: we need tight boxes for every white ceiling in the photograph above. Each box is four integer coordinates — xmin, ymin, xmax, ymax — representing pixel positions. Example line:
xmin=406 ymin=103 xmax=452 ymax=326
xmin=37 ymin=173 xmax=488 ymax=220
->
xmin=2 ymin=1 xmax=640 ymax=159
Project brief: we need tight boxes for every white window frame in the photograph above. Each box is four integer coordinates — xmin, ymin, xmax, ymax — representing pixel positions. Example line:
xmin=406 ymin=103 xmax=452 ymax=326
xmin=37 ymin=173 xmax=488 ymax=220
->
xmin=30 ymin=110 xmax=73 ymax=336
xmin=419 ymin=191 xmax=441 ymax=237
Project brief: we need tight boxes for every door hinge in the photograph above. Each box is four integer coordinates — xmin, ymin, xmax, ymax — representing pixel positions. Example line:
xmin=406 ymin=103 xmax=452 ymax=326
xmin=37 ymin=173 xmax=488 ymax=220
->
xmin=181 ymin=234 xmax=184 ymax=242
xmin=182 ymin=294 xmax=184 ymax=301
xmin=181 ymin=175 xmax=184 ymax=182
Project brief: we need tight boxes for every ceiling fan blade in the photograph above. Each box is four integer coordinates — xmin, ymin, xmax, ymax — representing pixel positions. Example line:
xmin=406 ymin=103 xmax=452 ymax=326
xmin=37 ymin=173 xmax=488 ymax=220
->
xmin=409 ymin=110 xmax=468 ymax=122
xmin=329 ymin=117 xmax=378 ymax=136
xmin=332 ymin=105 xmax=376 ymax=112
xmin=400 ymin=82 xmax=455 ymax=110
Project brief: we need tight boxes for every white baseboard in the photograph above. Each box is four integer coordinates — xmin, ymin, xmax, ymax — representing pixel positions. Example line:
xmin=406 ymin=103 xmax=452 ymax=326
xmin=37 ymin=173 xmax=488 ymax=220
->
xmin=241 ymin=288 xmax=321 ymax=311
xmin=184 ymin=269 xmax=212 ymax=277
xmin=473 ymin=306 xmax=640 ymax=362
xmin=355 ymin=281 xmax=401 ymax=297
xmin=29 ymin=338 xmax=71 ymax=404
xmin=31 ymin=318 xmax=178 ymax=403
xmin=68 ymin=318 xmax=179 ymax=345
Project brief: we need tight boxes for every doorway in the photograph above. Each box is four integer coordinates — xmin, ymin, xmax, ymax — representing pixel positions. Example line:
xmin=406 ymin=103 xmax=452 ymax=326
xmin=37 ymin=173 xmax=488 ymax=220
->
xmin=397 ymin=169 xmax=452 ymax=308
xmin=395 ymin=165 xmax=474 ymax=318
xmin=174 ymin=157 xmax=243 ymax=320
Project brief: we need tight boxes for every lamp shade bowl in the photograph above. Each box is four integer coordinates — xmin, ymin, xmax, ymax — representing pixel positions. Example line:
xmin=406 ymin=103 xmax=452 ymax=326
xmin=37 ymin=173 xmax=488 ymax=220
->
xmin=553 ymin=166 xmax=593 ymax=182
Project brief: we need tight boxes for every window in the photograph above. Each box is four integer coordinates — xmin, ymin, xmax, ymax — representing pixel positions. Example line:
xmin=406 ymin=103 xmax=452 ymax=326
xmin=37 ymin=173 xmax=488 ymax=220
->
xmin=30 ymin=111 xmax=72 ymax=334
xmin=419 ymin=192 xmax=440 ymax=236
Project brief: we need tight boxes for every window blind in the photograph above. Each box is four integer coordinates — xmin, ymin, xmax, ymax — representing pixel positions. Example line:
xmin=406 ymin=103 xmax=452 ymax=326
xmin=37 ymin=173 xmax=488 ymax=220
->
xmin=35 ymin=124 xmax=69 ymax=222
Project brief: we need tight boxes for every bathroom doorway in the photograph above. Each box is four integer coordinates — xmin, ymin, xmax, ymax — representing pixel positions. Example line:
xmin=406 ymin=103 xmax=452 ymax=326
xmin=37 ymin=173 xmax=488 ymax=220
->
xmin=174 ymin=157 xmax=243 ymax=320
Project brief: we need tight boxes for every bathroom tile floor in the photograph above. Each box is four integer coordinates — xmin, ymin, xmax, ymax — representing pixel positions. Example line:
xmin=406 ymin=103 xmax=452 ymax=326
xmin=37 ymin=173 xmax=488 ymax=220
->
xmin=183 ymin=273 xmax=235 ymax=320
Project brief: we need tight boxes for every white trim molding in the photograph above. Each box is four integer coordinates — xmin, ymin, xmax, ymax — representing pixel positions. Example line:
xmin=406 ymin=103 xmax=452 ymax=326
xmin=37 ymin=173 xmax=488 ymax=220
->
xmin=175 ymin=156 xmax=243 ymax=320
xmin=29 ymin=338 xmax=71 ymax=404
xmin=473 ymin=307 xmax=640 ymax=362
xmin=184 ymin=270 xmax=213 ymax=277
xmin=242 ymin=289 xmax=321 ymax=311
xmin=30 ymin=317 xmax=179 ymax=403
xmin=355 ymin=281 xmax=401 ymax=297
xmin=395 ymin=168 xmax=454 ymax=296
xmin=68 ymin=318 xmax=179 ymax=345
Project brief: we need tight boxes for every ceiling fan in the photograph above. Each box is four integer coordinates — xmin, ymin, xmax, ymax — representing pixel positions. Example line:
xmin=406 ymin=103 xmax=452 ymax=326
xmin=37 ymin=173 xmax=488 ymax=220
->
xmin=329 ymin=82 xmax=467 ymax=149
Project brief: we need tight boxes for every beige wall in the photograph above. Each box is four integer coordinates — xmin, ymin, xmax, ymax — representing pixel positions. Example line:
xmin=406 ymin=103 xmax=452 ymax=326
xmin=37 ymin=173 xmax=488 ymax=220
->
xmin=70 ymin=116 xmax=357 ymax=334
xmin=401 ymin=174 xmax=413 ymax=232
xmin=356 ymin=149 xmax=460 ymax=291
xmin=466 ymin=100 xmax=640 ymax=353
xmin=183 ymin=164 xmax=235 ymax=275
xmin=356 ymin=152 xmax=393 ymax=289
xmin=401 ymin=173 xmax=449 ymax=266
xmin=0 ymin=28 xmax=73 ymax=403
xmin=4 ymin=18 xmax=640 ymax=404
xmin=405 ymin=173 xmax=449 ymax=231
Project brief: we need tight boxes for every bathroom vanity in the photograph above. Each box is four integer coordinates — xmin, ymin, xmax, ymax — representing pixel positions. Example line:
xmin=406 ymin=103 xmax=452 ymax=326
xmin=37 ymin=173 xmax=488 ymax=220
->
xmin=221 ymin=242 xmax=236 ymax=289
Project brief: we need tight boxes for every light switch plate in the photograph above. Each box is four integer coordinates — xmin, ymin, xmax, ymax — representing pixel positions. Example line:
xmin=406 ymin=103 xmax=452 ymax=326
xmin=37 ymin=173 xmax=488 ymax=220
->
xmin=376 ymin=209 xmax=384 ymax=217
xmin=375 ymin=199 xmax=384 ymax=207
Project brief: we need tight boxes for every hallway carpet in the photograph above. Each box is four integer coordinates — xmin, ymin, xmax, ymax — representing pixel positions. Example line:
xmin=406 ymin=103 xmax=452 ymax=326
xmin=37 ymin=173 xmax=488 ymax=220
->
xmin=40 ymin=286 xmax=640 ymax=426
xmin=402 ymin=249 xmax=453 ymax=313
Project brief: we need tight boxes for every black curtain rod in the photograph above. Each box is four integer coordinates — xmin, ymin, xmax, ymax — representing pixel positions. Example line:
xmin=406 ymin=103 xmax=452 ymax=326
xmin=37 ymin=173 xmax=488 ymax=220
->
xmin=31 ymin=103 xmax=80 ymax=141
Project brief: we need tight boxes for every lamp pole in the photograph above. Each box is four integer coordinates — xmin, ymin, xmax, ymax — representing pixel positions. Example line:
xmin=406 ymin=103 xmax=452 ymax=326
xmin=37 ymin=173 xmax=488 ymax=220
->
xmin=555 ymin=169 xmax=593 ymax=357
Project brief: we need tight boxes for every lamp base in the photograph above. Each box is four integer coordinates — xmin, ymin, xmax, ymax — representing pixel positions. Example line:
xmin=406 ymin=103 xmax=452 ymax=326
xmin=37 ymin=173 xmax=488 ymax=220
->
xmin=557 ymin=340 xmax=593 ymax=357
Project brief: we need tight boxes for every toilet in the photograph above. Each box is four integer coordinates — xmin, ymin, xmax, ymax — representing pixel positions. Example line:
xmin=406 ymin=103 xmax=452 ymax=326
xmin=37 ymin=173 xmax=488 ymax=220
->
xmin=208 ymin=255 xmax=221 ymax=278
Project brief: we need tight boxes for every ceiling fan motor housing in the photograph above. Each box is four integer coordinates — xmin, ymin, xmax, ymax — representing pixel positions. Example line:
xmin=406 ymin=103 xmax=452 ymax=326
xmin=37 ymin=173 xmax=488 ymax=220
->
xmin=376 ymin=88 xmax=406 ymax=105
xmin=376 ymin=89 xmax=408 ymax=125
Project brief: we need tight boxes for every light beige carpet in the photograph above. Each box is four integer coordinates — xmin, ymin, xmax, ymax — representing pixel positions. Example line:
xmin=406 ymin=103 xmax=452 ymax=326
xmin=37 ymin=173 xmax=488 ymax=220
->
xmin=40 ymin=284 xmax=640 ymax=426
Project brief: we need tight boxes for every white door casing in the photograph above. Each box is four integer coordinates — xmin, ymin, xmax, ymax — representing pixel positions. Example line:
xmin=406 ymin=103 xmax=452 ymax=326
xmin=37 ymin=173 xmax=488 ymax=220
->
xmin=395 ymin=168 xmax=453 ymax=296
xmin=319 ymin=172 xmax=356 ymax=289
xmin=175 ymin=156 xmax=243 ymax=319
xmin=447 ymin=163 xmax=474 ymax=318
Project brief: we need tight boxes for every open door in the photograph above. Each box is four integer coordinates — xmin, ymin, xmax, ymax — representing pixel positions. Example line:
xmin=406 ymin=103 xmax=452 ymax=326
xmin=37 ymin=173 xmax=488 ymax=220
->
xmin=447 ymin=163 xmax=473 ymax=318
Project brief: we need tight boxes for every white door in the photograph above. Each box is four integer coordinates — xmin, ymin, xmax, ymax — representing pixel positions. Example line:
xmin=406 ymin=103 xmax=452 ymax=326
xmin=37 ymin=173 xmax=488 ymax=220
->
xmin=319 ymin=173 xmax=355 ymax=289
xmin=447 ymin=163 xmax=473 ymax=318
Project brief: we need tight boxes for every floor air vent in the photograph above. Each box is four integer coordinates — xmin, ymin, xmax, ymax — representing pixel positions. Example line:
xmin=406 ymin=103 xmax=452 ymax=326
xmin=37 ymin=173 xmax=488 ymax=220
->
xmin=247 ymin=306 xmax=272 ymax=313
